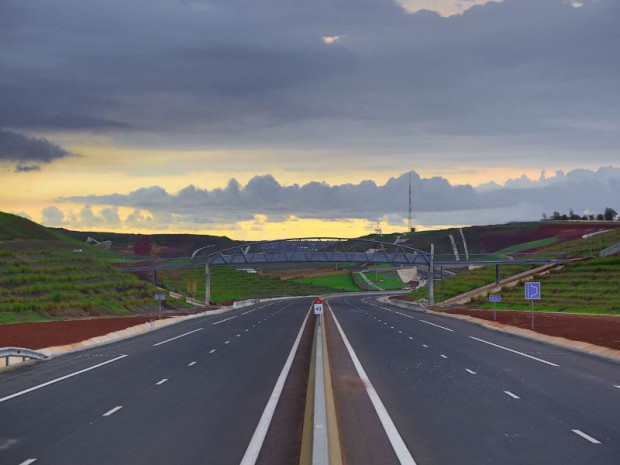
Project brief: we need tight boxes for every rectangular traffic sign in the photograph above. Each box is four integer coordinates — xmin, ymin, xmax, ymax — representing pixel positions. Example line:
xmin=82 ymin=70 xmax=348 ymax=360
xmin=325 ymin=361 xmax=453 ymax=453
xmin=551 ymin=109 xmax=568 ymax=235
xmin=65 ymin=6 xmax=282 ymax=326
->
xmin=524 ymin=282 xmax=541 ymax=300
xmin=313 ymin=298 xmax=324 ymax=315
xmin=154 ymin=293 xmax=166 ymax=301
xmin=488 ymin=294 xmax=502 ymax=303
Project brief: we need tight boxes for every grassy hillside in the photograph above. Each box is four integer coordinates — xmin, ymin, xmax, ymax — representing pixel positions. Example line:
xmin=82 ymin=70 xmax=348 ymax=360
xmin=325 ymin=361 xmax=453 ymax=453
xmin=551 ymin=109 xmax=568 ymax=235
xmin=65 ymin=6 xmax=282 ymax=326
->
xmin=471 ymin=257 xmax=620 ymax=314
xmin=158 ymin=266 xmax=336 ymax=304
xmin=0 ymin=212 xmax=168 ymax=323
xmin=293 ymin=273 xmax=360 ymax=292
xmin=0 ymin=240 xmax=161 ymax=323
xmin=0 ymin=212 xmax=67 ymax=241
xmin=406 ymin=264 xmax=535 ymax=303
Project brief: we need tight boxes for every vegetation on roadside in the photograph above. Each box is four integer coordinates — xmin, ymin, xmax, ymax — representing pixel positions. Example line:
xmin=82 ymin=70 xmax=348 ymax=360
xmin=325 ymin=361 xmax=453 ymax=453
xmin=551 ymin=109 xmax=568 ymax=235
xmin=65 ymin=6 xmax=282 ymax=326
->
xmin=405 ymin=264 xmax=535 ymax=303
xmin=472 ymin=257 xmax=620 ymax=314
xmin=158 ymin=266 xmax=336 ymax=304
xmin=363 ymin=270 xmax=407 ymax=290
xmin=0 ymin=240 xmax=160 ymax=323
xmin=291 ymin=272 xmax=360 ymax=292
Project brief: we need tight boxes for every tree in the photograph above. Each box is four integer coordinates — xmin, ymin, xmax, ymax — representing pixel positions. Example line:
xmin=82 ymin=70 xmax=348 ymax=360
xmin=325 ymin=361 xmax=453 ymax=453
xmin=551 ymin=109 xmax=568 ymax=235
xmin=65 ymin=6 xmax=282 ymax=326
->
xmin=552 ymin=211 xmax=561 ymax=220
xmin=604 ymin=207 xmax=617 ymax=221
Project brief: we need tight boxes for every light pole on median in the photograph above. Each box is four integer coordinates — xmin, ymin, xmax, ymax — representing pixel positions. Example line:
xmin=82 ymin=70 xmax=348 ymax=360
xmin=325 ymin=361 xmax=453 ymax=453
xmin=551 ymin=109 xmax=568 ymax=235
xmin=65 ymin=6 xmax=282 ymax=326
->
xmin=190 ymin=244 xmax=215 ymax=306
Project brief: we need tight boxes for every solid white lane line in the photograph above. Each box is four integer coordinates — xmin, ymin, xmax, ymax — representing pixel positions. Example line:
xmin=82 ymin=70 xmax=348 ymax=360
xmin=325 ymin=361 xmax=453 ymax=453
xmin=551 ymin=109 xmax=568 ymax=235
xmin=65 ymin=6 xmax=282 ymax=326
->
xmin=440 ymin=355 xmax=448 ymax=359
xmin=213 ymin=315 xmax=238 ymax=325
xmin=153 ymin=328 xmax=204 ymax=346
xmin=331 ymin=308 xmax=417 ymax=465
xmin=19 ymin=459 xmax=37 ymax=465
xmin=240 ymin=309 xmax=311 ymax=465
xmin=572 ymin=430 xmax=602 ymax=444
xmin=420 ymin=320 xmax=454 ymax=332
xmin=103 ymin=406 xmax=123 ymax=417
xmin=465 ymin=369 xmax=477 ymax=375
xmin=156 ymin=378 xmax=168 ymax=385
xmin=209 ymin=349 xmax=216 ymax=354
xmin=469 ymin=336 xmax=560 ymax=367
xmin=504 ymin=391 xmax=520 ymax=399
xmin=0 ymin=354 xmax=128 ymax=404
xmin=188 ymin=361 xmax=197 ymax=366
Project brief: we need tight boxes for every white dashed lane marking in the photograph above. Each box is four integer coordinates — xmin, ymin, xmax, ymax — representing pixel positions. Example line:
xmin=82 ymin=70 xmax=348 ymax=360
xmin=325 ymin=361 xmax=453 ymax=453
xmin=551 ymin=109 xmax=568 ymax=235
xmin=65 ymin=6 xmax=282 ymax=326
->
xmin=209 ymin=349 xmax=216 ymax=354
xmin=504 ymin=391 xmax=520 ymax=399
xmin=572 ymin=429 xmax=602 ymax=444
xmin=188 ymin=361 xmax=197 ymax=366
xmin=419 ymin=320 xmax=454 ymax=332
xmin=156 ymin=378 xmax=169 ymax=385
xmin=19 ymin=460 xmax=38 ymax=465
xmin=103 ymin=406 xmax=123 ymax=417
xmin=465 ymin=369 xmax=477 ymax=375
xmin=440 ymin=355 xmax=448 ymax=359
xmin=213 ymin=315 xmax=238 ymax=325
xmin=153 ymin=328 xmax=204 ymax=346
xmin=469 ymin=336 xmax=559 ymax=367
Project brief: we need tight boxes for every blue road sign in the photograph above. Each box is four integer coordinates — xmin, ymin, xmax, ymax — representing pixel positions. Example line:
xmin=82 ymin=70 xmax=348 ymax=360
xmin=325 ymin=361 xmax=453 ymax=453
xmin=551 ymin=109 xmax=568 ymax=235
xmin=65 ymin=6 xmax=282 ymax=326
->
xmin=489 ymin=294 xmax=502 ymax=303
xmin=524 ymin=282 xmax=541 ymax=300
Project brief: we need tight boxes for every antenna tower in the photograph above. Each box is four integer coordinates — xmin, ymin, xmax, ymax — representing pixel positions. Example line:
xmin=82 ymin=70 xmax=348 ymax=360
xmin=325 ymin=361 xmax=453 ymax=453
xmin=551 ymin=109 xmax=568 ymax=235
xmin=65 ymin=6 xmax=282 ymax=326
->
xmin=408 ymin=172 xmax=414 ymax=232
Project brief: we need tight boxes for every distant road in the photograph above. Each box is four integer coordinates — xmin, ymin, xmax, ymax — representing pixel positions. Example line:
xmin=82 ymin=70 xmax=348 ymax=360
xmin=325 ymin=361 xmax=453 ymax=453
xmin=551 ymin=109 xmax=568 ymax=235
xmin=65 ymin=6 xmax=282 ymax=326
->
xmin=0 ymin=298 xmax=313 ymax=465
xmin=327 ymin=295 xmax=620 ymax=465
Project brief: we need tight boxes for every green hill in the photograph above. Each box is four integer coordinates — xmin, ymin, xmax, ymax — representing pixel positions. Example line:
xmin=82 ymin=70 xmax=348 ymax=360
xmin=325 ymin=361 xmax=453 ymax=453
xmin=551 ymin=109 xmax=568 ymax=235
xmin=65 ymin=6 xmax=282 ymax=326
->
xmin=0 ymin=212 xmax=67 ymax=241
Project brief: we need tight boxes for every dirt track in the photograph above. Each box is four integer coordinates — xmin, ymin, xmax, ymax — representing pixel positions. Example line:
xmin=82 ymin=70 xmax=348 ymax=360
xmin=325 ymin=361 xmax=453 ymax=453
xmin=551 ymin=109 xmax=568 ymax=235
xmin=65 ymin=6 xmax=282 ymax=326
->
xmin=446 ymin=308 xmax=620 ymax=350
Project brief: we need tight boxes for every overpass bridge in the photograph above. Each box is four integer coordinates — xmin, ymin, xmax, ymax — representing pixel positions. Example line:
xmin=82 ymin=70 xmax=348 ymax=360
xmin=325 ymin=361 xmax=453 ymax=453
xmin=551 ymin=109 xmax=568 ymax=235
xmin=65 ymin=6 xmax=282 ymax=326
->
xmin=118 ymin=237 xmax=567 ymax=305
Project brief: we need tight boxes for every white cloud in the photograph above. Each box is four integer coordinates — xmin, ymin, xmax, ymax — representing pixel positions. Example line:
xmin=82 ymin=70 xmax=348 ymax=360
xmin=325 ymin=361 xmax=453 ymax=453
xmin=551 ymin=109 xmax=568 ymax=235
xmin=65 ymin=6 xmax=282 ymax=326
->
xmin=322 ymin=35 xmax=344 ymax=45
xmin=397 ymin=0 xmax=504 ymax=17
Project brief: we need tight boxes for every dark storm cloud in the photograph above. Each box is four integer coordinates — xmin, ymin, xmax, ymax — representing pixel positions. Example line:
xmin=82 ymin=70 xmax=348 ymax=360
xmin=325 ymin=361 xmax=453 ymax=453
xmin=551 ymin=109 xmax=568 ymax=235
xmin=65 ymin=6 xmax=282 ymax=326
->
xmin=1 ymin=0 xmax=619 ymax=163
xmin=61 ymin=167 xmax=620 ymax=223
xmin=0 ymin=129 xmax=74 ymax=170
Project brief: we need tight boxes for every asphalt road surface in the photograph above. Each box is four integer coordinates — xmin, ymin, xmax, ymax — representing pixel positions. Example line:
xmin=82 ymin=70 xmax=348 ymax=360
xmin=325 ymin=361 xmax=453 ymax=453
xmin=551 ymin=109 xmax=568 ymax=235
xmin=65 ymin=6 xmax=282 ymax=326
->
xmin=0 ymin=298 xmax=313 ymax=465
xmin=327 ymin=295 xmax=620 ymax=465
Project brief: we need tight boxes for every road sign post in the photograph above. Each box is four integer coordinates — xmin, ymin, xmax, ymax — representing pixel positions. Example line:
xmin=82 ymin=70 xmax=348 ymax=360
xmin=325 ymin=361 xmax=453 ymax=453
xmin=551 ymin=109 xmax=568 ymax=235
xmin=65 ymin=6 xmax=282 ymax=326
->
xmin=155 ymin=293 xmax=166 ymax=319
xmin=488 ymin=294 xmax=501 ymax=321
xmin=524 ymin=282 xmax=541 ymax=330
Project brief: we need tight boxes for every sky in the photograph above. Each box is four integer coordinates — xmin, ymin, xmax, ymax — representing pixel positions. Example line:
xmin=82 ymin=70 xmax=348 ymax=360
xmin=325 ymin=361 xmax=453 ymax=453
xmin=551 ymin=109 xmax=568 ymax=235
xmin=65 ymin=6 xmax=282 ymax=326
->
xmin=1 ymin=0 xmax=619 ymax=240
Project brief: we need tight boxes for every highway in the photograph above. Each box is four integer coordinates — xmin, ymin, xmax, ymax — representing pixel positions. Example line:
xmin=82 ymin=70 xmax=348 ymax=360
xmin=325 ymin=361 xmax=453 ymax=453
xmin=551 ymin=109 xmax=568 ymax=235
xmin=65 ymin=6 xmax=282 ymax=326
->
xmin=2 ymin=293 xmax=619 ymax=465
xmin=0 ymin=298 xmax=314 ymax=465
xmin=326 ymin=295 xmax=620 ymax=465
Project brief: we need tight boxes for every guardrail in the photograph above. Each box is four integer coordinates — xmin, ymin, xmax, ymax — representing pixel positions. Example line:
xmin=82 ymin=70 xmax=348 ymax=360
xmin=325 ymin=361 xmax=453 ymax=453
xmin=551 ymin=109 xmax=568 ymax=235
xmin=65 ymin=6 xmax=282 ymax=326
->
xmin=0 ymin=347 xmax=48 ymax=368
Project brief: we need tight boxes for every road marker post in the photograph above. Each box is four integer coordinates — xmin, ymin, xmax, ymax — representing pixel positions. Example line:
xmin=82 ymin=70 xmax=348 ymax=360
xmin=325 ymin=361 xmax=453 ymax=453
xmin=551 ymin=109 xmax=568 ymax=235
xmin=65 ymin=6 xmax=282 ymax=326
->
xmin=524 ymin=282 xmax=541 ymax=329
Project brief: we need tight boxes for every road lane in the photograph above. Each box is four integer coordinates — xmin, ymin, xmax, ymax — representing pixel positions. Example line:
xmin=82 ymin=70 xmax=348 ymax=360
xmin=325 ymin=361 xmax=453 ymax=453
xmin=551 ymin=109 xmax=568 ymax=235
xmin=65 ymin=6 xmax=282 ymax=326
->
xmin=0 ymin=298 xmax=312 ymax=464
xmin=329 ymin=295 xmax=620 ymax=465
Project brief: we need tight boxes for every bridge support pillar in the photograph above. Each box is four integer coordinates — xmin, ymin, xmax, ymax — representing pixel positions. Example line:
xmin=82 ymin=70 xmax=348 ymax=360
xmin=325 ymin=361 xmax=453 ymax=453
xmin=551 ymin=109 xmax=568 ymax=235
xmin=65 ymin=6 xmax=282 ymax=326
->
xmin=205 ymin=264 xmax=211 ymax=306
xmin=428 ymin=244 xmax=435 ymax=305
xmin=495 ymin=265 xmax=501 ymax=286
